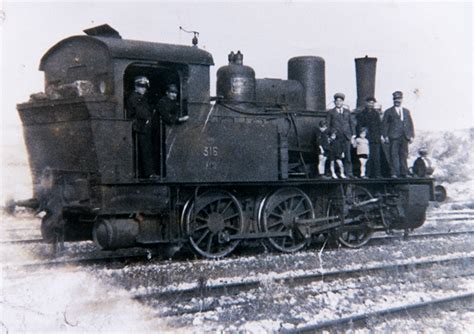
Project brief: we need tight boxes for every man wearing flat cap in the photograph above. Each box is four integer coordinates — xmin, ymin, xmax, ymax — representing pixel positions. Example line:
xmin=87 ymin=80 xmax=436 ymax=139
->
xmin=356 ymin=96 xmax=383 ymax=178
xmin=156 ymin=84 xmax=179 ymax=125
xmin=326 ymin=93 xmax=355 ymax=177
xmin=156 ymin=84 xmax=185 ymax=125
xmin=382 ymin=91 xmax=415 ymax=177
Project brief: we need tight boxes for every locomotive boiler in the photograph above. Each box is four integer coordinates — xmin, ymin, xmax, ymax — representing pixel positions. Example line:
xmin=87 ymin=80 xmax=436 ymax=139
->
xmin=16 ymin=25 xmax=435 ymax=258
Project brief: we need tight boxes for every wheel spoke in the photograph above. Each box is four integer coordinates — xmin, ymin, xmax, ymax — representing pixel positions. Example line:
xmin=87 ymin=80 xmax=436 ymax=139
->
xmin=195 ymin=229 xmax=210 ymax=246
xmin=287 ymin=236 xmax=296 ymax=246
xmin=215 ymin=199 xmax=221 ymax=213
xmin=269 ymin=212 xmax=284 ymax=219
xmin=220 ymin=200 xmax=233 ymax=215
xmin=223 ymin=212 xmax=240 ymax=221
xmin=292 ymin=197 xmax=304 ymax=212
xmin=195 ymin=217 xmax=208 ymax=224
xmin=296 ymin=209 xmax=311 ymax=216
xmin=276 ymin=224 xmax=286 ymax=232
xmin=276 ymin=203 xmax=285 ymax=213
xmin=225 ymin=224 xmax=240 ymax=232
xmin=206 ymin=233 xmax=214 ymax=253
xmin=267 ymin=220 xmax=283 ymax=229
xmin=192 ymin=223 xmax=209 ymax=232
xmin=277 ymin=236 xmax=288 ymax=247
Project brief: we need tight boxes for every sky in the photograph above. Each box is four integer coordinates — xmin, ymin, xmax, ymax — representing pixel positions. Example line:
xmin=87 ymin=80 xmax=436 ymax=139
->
xmin=0 ymin=0 xmax=472 ymax=133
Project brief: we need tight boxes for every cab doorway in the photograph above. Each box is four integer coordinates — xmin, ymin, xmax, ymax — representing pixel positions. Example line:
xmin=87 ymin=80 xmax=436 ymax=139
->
xmin=124 ymin=64 xmax=180 ymax=179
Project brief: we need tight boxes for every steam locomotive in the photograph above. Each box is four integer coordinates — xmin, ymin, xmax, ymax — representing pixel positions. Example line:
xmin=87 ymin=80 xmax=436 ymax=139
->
xmin=16 ymin=25 xmax=435 ymax=258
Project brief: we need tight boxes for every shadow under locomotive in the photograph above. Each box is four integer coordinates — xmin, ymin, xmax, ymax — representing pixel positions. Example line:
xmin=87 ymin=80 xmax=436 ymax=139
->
xmin=15 ymin=25 xmax=435 ymax=259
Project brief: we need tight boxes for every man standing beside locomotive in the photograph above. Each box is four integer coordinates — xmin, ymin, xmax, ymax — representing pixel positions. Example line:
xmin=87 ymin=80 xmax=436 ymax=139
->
xmin=356 ymin=97 xmax=383 ymax=178
xmin=326 ymin=93 xmax=355 ymax=177
xmin=382 ymin=91 xmax=415 ymax=178
xmin=126 ymin=76 xmax=155 ymax=178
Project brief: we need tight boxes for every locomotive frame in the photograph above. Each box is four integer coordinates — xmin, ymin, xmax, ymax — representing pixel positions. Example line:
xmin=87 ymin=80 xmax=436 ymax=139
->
xmin=16 ymin=25 xmax=435 ymax=258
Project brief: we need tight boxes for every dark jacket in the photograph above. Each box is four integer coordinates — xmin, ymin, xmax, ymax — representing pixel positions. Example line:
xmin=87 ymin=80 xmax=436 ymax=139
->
xmin=126 ymin=91 xmax=153 ymax=133
xmin=326 ymin=107 xmax=355 ymax=140
xmin=156 ymin=96 xmax=180 ymax=125
xmin=413 ymin=157 xmax=434 ymax=177
xmin=315 ymin=128 xmax=330 ymax=155
xmin=382 ymin=107 xmax=415 ymax=140
xmin=328 ymin=135 xmax=345 ymax=160
xmin=356 ymin=108 xmax=383 ymax=143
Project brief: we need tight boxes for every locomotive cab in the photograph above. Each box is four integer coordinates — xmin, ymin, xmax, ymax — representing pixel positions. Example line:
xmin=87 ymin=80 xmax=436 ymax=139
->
xmin=19 ymin=24 xmax=214 ymax=186
xmin=17 ymin=25 xmax=215 ymax=239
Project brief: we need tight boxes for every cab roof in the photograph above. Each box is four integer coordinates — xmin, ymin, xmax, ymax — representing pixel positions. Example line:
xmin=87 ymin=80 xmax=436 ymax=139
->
xmin=40 ymin=25 xmax=214 ymax=69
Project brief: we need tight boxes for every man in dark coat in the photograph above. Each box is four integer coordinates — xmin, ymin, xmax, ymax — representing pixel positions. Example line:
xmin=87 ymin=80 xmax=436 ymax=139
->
xmin=155 ymin=84 xmax=188 ymax=125
xmin=326 ymin=92 xmax=355 ymax=177
xmin=382 ymin=91 xmax=415 ymax=177
xmin=126 ymin=76 xmax=154 ymax=178
xmin=356 ymin=97 xmax=383 ymax=178
xmin=413 ymin=147 xmax=434 ymax=177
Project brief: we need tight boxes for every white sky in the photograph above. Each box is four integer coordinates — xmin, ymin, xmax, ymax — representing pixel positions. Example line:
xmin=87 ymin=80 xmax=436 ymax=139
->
xmin=1 ymin=0 xmax=472 ymax=131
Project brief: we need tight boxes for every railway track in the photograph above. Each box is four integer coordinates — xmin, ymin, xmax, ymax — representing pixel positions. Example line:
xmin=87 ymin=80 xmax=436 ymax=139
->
xmin=1 ymin=208 xmax=472 ymax=243
xmin=134 ymin=254 xmax=474 ymax=317
xmin=2 ymin=228 xmax=473 ymax=245
xmin=1 ymin=248 xmax=156 ymax=272
xmin=283 ymin=292 xmax=474 ymax=333
xmin=2 ymin=228 xmax=473 ymax=273
xmin=426 ymin=209 xmax=474 ymax=221
xmin=0 ymin=237 xmax=43 ymax=245
xmin=369 ymin=229 xmax=474 ymax=245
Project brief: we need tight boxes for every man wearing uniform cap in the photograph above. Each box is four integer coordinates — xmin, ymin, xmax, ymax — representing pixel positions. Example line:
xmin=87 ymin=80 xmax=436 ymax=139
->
xmin=382 ymin=91 xmax=415 ymax=177
xmin=126 ymin=76 xmax=155 ymax=178
xmin=326 ymin=92 xmax=356 ymax=177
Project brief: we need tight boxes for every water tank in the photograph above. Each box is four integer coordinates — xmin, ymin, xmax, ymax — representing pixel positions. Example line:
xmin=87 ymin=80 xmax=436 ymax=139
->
xmin=288 ymin=56 xmax=326 ymax=112
xmin=355 ymin=56 xmax=377 ymax=108
xmin=217 ymin=51 xmax=256 ymax=103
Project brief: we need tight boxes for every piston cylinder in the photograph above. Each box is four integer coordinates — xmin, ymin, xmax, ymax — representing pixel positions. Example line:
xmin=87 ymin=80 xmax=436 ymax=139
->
xmin=93 ymin=218 xmax=139 ymax=249
xmin=288 ymin=56 xmax=326 ymax=112
xmin=216 ymin=51 xmax=256 ymax=103
xmin=355 ymin=56 xmax=377 ymax=108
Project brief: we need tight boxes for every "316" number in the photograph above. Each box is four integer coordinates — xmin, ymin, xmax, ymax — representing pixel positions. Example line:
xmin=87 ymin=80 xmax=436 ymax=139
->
xmin=203 ymin=146 xmax=218 ymax=157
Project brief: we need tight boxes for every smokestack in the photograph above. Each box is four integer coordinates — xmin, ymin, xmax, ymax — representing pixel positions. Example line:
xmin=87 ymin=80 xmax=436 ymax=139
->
xmin=355 ymin=56 xmax=377 ymax=108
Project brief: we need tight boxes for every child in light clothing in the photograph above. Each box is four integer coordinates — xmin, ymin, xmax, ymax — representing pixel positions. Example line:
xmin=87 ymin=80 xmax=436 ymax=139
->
xmin=328 ymin=131 xmax=346 ymax=179
xmin=354 ymin=128 xmax=370 ymax=178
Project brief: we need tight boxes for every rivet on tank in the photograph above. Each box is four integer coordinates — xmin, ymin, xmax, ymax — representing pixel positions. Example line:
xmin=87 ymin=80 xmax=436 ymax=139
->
xmin=216 ymin=50 xmax=256 ymax=103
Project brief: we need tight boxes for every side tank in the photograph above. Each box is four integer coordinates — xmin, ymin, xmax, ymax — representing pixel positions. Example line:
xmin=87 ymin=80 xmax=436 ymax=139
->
xmin=288 ymin=56 xmax=326 ymax=112
xmin=216 ymin=51 xmax=256 ymax=103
